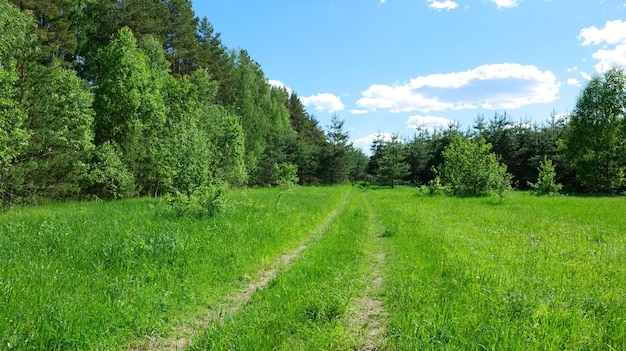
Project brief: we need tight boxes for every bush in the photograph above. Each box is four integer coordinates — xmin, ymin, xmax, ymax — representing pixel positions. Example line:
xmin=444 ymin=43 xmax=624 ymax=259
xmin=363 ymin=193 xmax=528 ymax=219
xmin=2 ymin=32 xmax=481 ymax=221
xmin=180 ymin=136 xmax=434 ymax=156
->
xmin=436 ymin=136 xmax=512 ymax=197
xmin=274 ymin=162 xmax=298 ymax=189
xmin=81 ymin=142 xmax=135 ymax=200
xmin=166 ymin=183 xmax=226 ymax=218
xmin=427 ymin=175 xmax=445 ymax=195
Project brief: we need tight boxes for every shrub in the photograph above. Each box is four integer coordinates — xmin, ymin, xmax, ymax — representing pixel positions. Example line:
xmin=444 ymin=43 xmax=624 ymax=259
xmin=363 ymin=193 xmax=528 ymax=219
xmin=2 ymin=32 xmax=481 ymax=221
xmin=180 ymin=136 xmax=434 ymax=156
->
xmin=166 ymin=183 xmax=226 ymax=218
xmin=81 ymin=142 xmax=135 ymax=200
xmin=436 ymin=136 xmax=512 ymax=197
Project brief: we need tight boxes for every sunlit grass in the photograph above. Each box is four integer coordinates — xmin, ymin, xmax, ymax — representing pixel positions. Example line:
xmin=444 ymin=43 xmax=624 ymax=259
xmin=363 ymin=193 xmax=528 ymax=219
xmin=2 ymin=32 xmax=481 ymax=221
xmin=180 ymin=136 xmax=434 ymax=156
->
xmin=2 ymin=186 xmax=625 ymax=350
xmin=366 ymin=188 xmax=626 ymax=350
xmin=190 ymin=189 xmax=379 ymax=350
xmin=0 ymin=186 xmax=344 ymax=350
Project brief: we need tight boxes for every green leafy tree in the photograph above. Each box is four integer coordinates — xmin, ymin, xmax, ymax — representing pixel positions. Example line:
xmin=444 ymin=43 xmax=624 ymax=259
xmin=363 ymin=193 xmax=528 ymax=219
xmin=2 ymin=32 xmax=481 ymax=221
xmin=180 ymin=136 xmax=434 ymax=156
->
xmin=375 ymin=134 xmax=410 ymax=188
xmin=560 ymin=66 xmax=626 ymax=193
xmin=0 ymin=1 xmax=31 ymax=203
xmin=436 ymin=136 xmax=512 ymax=197
xmin=81 ymin=141 xmax=135 ymax=199
xmin=404 ymin=127 xmax=433 ymax=185
xmin=286 ymin=93 xmax=326 ymax=184
xmin=196 ymin=17 xmax=235 ymax=105
xmin=93 ymin=27 xmax=169 ymax=195
xmin=163 ymin=68 xmax=246 ymax=193
xmin=224 ymin=50 xmax=290 ymax=178
xmin=527 ymin=156 xmax=562 ymax=196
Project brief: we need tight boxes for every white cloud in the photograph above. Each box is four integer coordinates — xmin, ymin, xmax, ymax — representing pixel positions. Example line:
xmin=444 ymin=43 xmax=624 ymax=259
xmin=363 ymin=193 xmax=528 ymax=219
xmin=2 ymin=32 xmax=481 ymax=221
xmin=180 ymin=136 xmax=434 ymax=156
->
xmin=554 ymin=112 xmax=570 ymax=123
xmin=591 ymin=44 xmax=626 ymax=72
xmin=428 ymin=0 xmax=458 ymax=11
xmin=567 ymin=78 xmax=581 ymax=86
xmin=579 ymin=20 xmax=626 ymax=72
xmin=353 ymin=132 xmax=394 ymax=152
xmin=491 ymin=0 xmax=519 ymax=8
xmin=407 ymin=115 xmax=454 ymax=132
xmin=356 ymin=63 xmax=559 ymax=113
xmin=301 ymin=93 xmax=345 ymax=113
xmin=349 ymin=109 xmax=369 ymax=115
xmin=580 ymin=71 xmax=592 ymax=80
xmin=578 ymin=20 xmax=626 ymax=46
xmin=267 ymin=79 xmax=292 ymax=95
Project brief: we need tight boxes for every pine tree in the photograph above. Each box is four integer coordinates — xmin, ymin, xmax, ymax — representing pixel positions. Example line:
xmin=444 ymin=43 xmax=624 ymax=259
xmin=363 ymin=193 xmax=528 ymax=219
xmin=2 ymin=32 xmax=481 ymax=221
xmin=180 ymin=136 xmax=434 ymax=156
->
xmin=528 ymin=156 xmax=562 ymax=196
xmin=376 ymin=135 xmax=410 ymax=188
xmin=166 ymin=0 xmax=198 ymax=75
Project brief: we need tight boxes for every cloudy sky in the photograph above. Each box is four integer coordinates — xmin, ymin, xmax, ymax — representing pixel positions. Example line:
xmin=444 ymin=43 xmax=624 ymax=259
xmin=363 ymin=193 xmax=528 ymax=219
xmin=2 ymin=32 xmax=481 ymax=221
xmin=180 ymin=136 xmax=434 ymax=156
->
xmin=192 ymin=0 xmax=626 ymax=152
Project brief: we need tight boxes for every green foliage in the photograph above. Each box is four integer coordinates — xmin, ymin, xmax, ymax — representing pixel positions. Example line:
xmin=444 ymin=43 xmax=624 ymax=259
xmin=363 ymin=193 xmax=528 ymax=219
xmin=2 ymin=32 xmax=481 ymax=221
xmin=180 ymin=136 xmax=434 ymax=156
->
xmin=436 ymin=136 xmax=512 ymax=197
xmin=318 ymin=115 xmax=354 ymax=184
xmin=0 ymin=1 xmax=31 ymax=203
xmin=427 ymin=175 xmax=445 ymax=195
xmin=274 ymin=162 xmax=299 ymax=189
xmin=273 ymin=162 xmax=299 ymax=209
xmin=374 ymin=134 xmax=410 ymax=188
xmin=166 ymin=0 xmax=199 ymax=75
xmin=94 ymin=27 xmax=170 ymax=195
xmin=8 ymin=0 xmax=81 ymax=64
xmin=223 ymin=50 xmax=291 ymax=177
xmin=560 ymin=66 xmax=626 ymax=193
xmin=166 ymin=183 xmax=226 ymax=218
xmin=528 ymin=156 xmax=563 ymax=196
xmin=81 ymin=142 xmax=135 ymax=200
xmin=11 ymin=61 xmax=95 ymax=201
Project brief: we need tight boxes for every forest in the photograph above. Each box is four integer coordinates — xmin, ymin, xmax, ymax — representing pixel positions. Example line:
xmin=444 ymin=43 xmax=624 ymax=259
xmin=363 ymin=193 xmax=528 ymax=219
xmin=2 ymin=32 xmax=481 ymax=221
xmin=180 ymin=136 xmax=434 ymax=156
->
xmin=1 ymin=0 xmax=625 ymax=207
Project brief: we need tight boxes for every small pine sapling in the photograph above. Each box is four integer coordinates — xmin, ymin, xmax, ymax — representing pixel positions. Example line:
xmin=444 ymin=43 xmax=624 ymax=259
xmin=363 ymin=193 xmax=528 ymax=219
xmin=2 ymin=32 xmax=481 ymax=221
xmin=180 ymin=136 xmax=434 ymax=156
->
xmin=527 ymin=156 xmax=562 ymax=196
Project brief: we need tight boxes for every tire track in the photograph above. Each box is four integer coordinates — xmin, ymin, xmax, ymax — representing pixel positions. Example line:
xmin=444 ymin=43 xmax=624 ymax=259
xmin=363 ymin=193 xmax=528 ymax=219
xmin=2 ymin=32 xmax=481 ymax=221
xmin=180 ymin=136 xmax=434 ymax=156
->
xmin=130 ymin=189 xmax=351 ymax=351
xmin=346 ymin=192 xmax=387 ymax=351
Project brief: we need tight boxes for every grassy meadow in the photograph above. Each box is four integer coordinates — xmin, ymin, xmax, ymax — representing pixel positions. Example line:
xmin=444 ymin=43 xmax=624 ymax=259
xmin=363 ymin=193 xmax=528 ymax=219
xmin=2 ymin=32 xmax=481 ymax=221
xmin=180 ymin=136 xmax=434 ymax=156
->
xmin=1 ymin=186 xmax=625 ymax=350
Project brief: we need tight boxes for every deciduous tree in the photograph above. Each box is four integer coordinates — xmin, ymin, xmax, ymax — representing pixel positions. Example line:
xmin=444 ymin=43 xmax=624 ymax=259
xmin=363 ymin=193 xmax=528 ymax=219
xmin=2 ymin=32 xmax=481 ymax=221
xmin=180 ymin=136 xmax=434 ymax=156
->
xmin=560 ymin=66 xmax=626 ymax=193
xmin=436 ymin=136 xmax=511 ymax=197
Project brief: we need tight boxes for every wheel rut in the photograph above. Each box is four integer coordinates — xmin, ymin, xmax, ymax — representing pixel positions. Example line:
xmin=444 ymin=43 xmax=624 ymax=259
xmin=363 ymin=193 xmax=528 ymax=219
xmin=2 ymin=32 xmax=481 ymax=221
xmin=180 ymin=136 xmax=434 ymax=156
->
xmin=129 ymin=189 xmax=350 ymax=351
xmin=346 ymin=193 xmax=388 ymax=351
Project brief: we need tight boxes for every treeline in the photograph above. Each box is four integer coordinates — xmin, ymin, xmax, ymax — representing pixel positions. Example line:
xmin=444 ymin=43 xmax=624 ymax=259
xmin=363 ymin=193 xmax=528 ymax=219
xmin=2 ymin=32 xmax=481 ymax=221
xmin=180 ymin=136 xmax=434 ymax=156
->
xmin=0 ymin=0 xmax=367 ymax=204
xmin=1 ymin=0 xmax=624 ymax=206
xmin=369 ymin=64 xmax=626 ymax=195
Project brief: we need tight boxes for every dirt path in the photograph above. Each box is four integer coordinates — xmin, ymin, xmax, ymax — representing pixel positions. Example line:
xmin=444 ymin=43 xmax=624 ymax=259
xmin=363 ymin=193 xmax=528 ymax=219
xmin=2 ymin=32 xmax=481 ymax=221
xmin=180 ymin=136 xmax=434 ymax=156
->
xmin=346 ymin=194 xmax=387 ymax=350
xmin=130 ymin=190 xmax=350 ymax=351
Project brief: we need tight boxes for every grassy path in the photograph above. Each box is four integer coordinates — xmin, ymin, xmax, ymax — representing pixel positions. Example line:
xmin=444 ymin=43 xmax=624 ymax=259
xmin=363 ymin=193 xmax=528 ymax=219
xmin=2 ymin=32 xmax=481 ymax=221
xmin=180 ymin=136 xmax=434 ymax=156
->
xmin=0 ymin=187 xmax=345 ymax=350
xmin=137 ymin=189 xmax=351 ymax=350
xmin=3 ymin=186 xmax=626 ymax=350
xmin=343 ymin=191 xmax=388 ymax=350
xmin=188 ymin=188 xmax=388 ymax=350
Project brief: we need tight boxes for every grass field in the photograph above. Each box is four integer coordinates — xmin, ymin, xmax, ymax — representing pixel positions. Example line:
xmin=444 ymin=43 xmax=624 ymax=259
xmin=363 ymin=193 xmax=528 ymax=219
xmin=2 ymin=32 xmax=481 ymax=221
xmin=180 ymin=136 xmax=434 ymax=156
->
xmin=1 ymin=186 xmax=625 ymax=350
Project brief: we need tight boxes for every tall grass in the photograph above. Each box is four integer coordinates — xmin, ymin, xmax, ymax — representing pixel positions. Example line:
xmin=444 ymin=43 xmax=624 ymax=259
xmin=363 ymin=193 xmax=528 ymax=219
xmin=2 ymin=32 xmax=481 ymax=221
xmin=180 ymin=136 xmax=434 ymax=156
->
xmin=0 ymin=186 xmax=344 ymax=350
xmin=2 ymin=186 xmax=625 ymax=350
xmin=190 ymin=189 xmax=380 ymax=350
xmin=366 ymin=189 xmax=626 ymax=350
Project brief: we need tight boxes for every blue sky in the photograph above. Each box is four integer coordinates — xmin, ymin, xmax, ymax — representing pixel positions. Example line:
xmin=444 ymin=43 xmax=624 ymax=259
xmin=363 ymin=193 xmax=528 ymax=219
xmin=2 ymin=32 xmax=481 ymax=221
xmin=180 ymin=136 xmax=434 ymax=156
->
xmin=192 ymin=0 xmax=626 ymax=152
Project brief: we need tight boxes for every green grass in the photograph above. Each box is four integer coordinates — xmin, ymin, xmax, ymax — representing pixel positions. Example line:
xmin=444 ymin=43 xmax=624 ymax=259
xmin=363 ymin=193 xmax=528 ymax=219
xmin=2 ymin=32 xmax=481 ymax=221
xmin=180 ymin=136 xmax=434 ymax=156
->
xmin=0 ymin=186 xmax=345 ymax=350
xmin=365 ymin=188 xmax=626 ymax=350
xmin=2 ymin=186 xmax=625 ymax=350
xmin=190 ymin=189 xmax=383 ymax=350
